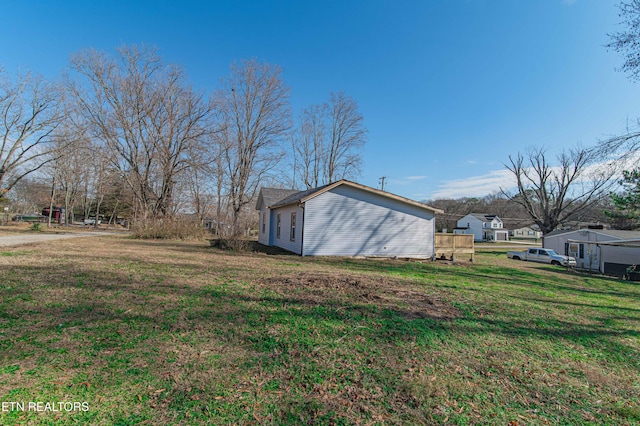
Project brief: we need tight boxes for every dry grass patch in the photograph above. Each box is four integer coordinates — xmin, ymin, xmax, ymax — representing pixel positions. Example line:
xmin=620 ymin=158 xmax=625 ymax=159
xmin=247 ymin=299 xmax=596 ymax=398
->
xmin=259 ymin=272 xmax=459 ymax=320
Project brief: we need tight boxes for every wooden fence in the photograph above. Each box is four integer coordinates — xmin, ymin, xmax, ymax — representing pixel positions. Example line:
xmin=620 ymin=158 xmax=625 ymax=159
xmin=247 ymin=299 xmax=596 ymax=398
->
xmin=434 ymin=233 xmax=474 ymax=262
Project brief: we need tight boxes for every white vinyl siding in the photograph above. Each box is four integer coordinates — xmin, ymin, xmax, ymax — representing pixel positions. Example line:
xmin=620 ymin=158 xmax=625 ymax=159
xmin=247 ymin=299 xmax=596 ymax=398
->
xmin=544 ymin=230 xmax=628 ymax=272
xmin=302 ymin=185 xmax=435 ymax=258
xmin=457 ymin=215 xmax=485 ymax=242
xmin=258 ymin=208 xmax=270 ymax=245
xmin=269 ymin=205 xmax=304 ymax=254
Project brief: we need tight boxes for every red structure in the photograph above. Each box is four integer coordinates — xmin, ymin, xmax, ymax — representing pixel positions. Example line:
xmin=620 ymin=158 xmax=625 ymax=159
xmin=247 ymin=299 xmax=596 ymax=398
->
xmin=42 ymin=207 xmax=65 ymax=225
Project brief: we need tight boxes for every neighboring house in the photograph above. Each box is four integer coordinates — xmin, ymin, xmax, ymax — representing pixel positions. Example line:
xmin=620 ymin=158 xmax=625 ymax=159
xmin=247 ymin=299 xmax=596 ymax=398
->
xmin=511 ymin=226 xmax=542 ymax=240
xmin=543 ymin=228 xmax=640 ymax=276
xmin=256 ymin=180 xmax=443 ymax=258
xmin=454 ymin=213 xmax=509 ymax=242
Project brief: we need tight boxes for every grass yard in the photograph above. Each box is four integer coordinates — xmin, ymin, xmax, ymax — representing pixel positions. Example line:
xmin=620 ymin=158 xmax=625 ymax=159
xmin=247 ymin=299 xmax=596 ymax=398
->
xmin=0 ymin=236 xmax=639 ymax=425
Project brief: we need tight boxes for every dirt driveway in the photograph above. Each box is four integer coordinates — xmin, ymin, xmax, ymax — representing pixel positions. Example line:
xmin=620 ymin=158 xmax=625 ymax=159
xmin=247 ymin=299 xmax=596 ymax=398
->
xmin=0 ymin=231 xmax=118 ymax=247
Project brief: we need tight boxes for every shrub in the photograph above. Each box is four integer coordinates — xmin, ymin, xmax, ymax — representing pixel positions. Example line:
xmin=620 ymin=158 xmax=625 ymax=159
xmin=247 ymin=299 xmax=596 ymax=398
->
xmin=130 ymin=219 xmax=207 ymax=240
xmin=209 ymin=238 xmax=251 ymax=252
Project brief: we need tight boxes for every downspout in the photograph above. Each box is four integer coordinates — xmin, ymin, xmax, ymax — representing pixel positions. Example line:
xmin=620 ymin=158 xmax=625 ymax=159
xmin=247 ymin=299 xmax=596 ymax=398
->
xmin=299 ymin=202 xmax=305 ymax=257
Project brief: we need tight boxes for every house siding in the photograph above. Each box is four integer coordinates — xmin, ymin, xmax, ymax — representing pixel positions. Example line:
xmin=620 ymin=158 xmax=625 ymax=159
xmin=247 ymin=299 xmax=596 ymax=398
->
xmin=302 ymin=185 xmax=435 ymax=258
xmin=601 ymin=245 xmax=640 ymax=275
xmin=258 ymin=208 xmax=270 ymax=246
xmin=456 ymin=215 xmax=485 ymax=242
xmin=269 ymin=204 xmax=304 ymax=254
xmin=456 ymin=214 xmax=507 ymax=242
xmin=545 ymin=230 xmax=606 ymax=271
xmin=543 ymin=229 xmax=640 ymax=274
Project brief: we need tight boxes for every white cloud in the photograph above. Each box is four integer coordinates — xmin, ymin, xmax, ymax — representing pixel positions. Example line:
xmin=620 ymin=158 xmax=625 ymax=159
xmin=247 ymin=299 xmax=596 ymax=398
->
xmin=430 ymin=169 xmax=516 ymax=199
xmin=430 ymin=154 xmax=636 ymax=200
xmin=465 ymin=160 xmax=478 ymax=165
xmin=389 ymin=175 xmax=428 ymax=186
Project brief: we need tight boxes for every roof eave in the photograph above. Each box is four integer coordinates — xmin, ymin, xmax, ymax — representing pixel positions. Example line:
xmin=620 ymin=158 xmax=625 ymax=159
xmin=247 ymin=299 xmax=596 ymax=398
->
xmin=299 ymin=180 xmax=444 ymax=214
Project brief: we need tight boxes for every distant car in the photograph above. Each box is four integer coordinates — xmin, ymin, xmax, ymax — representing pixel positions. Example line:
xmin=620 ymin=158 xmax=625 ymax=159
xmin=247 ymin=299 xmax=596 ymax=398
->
xmin=507 ymin=248 xmax=576 ymax=267
xmin=83 ymin=218 xmax=101 ymax=225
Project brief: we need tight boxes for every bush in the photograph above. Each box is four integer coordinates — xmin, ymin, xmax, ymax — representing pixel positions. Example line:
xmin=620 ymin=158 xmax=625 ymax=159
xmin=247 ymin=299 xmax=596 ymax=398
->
xmin=209 ymin=238 xmax=251 ymax=252
xmin=131 ymin=219 xmax=207 ymax=240
xmin=30 ymin=222 xmax=42 ymax=232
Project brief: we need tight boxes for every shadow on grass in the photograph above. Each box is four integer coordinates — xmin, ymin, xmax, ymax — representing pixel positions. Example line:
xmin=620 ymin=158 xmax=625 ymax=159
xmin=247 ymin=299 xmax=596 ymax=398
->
xmin=333 ymin=258 xmax=640 ymax=300
xmin=2 ymin=259 xmax=640 ymax=365
xmin=120 ymin=238 xmax=299 ymax=257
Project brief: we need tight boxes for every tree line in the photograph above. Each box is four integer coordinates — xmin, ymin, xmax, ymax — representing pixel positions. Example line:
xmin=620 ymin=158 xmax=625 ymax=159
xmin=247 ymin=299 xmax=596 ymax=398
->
xmin=0 ymin=46 xmax=367 ymax=238
xmin=3 ymin=0 xmax=640 ymax=240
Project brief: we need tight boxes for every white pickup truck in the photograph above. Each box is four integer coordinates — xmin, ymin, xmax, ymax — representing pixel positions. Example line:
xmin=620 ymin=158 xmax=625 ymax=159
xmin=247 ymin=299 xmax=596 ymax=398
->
xmin=507 ymin=248 xmax=576 ymax=267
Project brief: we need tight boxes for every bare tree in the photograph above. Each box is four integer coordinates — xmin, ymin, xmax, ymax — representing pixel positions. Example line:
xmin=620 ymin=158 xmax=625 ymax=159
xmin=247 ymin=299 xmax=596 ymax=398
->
xmin=45 ymin=120 xmax=95 ymax=225
xmin=326 ymin=92 xmax=367 ymax=183
xmin=501 ymin=146 xmax=618 ymax=235
xmin=6 ymin=177 xmax=50 ymax=213
xmin=293 ymin=92 xmax=367 ymax=189
xmin=182 ymin=139 xmax=219 ymax=224
xmin=293 ymin=104 xmax=326 ymax=188
xmin=608 ymin=0 xmax=640 ymax=81
xmin=0 ymin=69 xmax=63 ymax=199
xmin=601 ymin=1 xmax=640 ymax=159
xmin=214 ymin=59 xmax=291 ymax=237
xmin=67 ymin=45 xmax=212 ymax=222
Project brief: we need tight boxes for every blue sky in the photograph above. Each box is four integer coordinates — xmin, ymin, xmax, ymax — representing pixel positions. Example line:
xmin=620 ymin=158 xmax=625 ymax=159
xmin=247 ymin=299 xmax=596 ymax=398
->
xmin=1 ymin=0 xmax=638 ymax=200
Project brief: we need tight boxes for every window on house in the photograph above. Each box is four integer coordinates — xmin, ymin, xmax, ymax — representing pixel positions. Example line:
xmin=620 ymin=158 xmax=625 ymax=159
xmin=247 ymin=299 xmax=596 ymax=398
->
xmin=276 ymin=214 xmax=281 ymax=239
xmin=262 ymin=212 xmax=266 ymax=234
xmin=290 ymin=212 xmax=296 ymax=241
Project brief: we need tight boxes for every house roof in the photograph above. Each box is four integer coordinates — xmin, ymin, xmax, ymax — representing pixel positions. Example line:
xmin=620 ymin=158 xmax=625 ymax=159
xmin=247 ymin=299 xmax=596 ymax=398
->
xmin=256 ymin=188 xmax=300 ymax=210
xmin=544 ymin=228 xmax=640 ymax=240
xmin=512 ymin=225 xmax=541 ymax=232
xmin=259 ymin=180 xmax=443 ymax=214
xmin=465 ymin=213 xmax=501 ymax=222
xmin=269 ymin=183 xmax=333 ymax=208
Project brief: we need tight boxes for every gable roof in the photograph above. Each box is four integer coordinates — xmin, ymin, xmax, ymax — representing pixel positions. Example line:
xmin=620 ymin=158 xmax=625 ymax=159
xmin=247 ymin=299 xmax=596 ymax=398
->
xmin=269 ymin=183 xmax=333 ymax=208
xmin=256 ymin=188 xmax=300 ymax=210
xmin=469 ymin=213 xmax=501 ymax=222
xmin=260 ymin=180 xmax=443 ymax=214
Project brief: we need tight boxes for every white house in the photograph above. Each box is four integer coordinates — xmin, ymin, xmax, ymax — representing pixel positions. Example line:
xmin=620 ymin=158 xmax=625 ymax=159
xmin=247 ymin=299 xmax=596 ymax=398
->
xmin=454 ymin=213 xmax=509 ymax=242
xmin=511 ymin=226 xmax=542 ymax=241
xmin=543 ymin=229 xmax=640 ymax=276
xmin=256 ymin=180 xmax=443 ymax=258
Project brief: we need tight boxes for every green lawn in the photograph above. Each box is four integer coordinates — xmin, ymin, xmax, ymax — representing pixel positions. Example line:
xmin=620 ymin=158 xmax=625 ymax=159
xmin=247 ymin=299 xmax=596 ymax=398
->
xmin=0 ymin=237 xmax=638 ymax=425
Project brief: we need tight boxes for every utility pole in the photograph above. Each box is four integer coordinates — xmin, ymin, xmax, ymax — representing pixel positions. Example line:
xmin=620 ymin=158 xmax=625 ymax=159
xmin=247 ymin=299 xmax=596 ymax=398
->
xmin=379 ymin=176 xmax=387 ymax=191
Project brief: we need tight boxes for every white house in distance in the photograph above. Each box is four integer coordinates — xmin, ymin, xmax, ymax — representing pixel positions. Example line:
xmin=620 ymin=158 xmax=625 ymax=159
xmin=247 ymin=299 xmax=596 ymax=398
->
xmin=453 ymin=213 xmax=509 ymax=242
xmin=256 ymin=180 xmax=443 ymax=258
xmin=511 ymin=226 xmax=542 ymax=241
xmin=543 ymin=228 xmax=640 ymax=276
